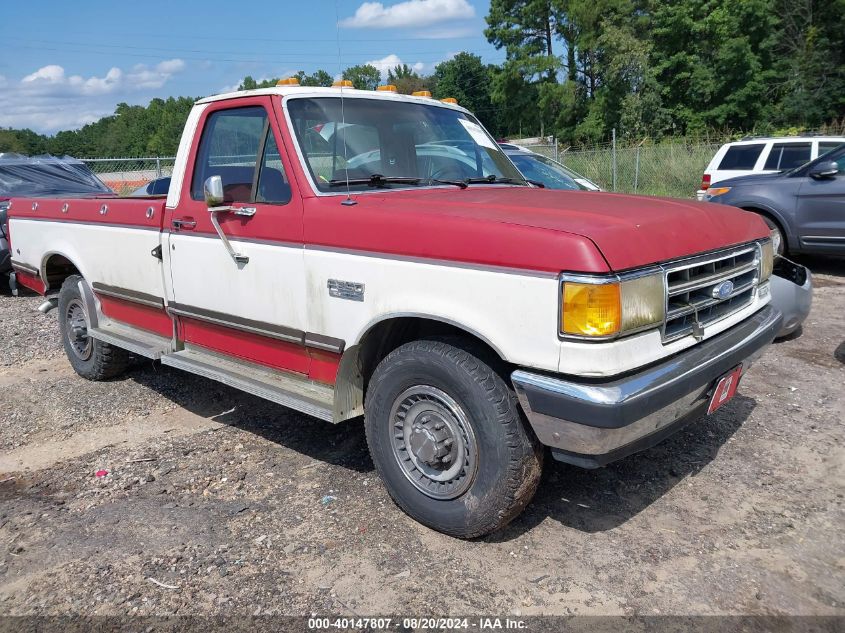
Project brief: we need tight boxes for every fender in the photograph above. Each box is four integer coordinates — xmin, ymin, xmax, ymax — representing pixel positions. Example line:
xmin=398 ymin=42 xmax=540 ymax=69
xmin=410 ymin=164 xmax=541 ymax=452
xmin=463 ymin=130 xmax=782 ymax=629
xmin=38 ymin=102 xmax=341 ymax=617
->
xmin=353 ymin=311 xmax=507 ymax=359
xmin=732 ymin=199 xmax=795 ymax=249
xmin=332 ymin=311 xmax=510 ymax=423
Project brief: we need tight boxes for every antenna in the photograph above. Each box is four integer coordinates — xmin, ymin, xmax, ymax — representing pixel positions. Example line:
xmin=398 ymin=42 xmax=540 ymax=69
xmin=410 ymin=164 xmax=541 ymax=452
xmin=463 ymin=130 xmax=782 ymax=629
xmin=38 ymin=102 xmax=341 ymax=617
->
xmin=335 ymin=0 xmax=356 ymax=207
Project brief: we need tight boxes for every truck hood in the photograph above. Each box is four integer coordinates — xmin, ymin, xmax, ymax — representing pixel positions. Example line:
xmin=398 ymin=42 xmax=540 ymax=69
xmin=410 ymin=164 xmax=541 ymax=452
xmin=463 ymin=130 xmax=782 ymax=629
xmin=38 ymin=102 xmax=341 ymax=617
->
xmin=377 ymin=187 xmax=770 ymax=272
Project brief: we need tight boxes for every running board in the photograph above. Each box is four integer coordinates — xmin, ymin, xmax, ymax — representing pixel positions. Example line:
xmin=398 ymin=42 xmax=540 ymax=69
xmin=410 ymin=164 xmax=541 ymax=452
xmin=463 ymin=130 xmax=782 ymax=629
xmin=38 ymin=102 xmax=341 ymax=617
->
xmin=160 ymin=346 xmax=335 ymax=422
xmin=88 ymin=322 xmax=171 ymax=359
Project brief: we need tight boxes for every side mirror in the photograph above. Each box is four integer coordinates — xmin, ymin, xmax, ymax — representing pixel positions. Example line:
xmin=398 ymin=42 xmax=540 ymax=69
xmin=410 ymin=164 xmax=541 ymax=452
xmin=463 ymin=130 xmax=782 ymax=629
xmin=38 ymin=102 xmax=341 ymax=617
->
xmin=204 ymin=175 xmax=225 ymax=207
xmin=808 ymin=160 xmax=839 ymax=180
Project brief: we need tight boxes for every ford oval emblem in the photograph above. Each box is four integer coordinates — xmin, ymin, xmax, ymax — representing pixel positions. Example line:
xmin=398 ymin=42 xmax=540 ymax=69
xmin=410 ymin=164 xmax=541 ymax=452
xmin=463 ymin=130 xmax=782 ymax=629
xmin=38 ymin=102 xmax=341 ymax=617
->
xmin=712 ymin=280 xmax=735 ymax=300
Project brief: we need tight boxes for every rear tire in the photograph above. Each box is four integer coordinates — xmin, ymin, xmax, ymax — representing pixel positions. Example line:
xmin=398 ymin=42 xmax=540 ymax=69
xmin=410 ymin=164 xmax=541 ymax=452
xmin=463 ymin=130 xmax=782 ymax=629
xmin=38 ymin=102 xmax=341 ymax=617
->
xmin=58 ymin=275 xmax=129 ymax=380
xmin=364 ymin=339 xmax=543 ymax=538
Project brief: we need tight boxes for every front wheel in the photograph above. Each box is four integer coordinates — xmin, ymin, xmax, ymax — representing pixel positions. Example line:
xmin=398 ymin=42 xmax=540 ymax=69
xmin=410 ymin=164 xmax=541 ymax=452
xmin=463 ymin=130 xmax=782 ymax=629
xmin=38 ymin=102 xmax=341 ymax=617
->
xmin=58 ymin=275 xmax=129 ymax=380
xmin=759 ymin=215 xmax=786 ymax=255
xmin=364 ymin=339 xmax=543 ymax=538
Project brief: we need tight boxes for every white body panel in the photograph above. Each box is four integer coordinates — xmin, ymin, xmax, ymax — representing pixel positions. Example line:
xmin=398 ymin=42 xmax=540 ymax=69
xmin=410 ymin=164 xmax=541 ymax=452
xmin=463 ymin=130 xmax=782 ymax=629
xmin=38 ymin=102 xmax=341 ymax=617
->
xmin=165 ymin=233 xmax=307 ymax=332
xmin=9 ymin=219 xmax=164 ymax=298
xmin=304 ymin=247 xmax=562 ymax=372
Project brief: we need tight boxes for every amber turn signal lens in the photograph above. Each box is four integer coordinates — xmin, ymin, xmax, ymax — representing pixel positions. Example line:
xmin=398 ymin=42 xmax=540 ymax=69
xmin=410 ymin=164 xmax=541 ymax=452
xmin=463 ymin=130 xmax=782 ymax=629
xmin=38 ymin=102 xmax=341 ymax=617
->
xmin=561 ymin=282 xmax=622 ymax=337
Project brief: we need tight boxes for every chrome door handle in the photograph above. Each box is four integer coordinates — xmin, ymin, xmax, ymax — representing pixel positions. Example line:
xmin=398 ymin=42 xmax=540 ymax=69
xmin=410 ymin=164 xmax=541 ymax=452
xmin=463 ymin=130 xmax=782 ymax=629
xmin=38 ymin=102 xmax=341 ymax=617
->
xmin=172 ymin=218 xmax=196 ymax=230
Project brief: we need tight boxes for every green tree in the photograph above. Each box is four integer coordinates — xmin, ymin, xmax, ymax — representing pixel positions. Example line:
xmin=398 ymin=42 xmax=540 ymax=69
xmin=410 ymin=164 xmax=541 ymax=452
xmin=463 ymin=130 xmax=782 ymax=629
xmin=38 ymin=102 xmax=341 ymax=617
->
xmin=342 ymin=64 xmax=381 ymax=91
xmin=769 ymin=0 xmax=845 ymax=127
xmin=432 ymin=53 xmax=502 ymax=135
xmin=296 ymin=69 xmax=334 ymax=87
xmin=386 ymin=64 xmax=431 ymax=94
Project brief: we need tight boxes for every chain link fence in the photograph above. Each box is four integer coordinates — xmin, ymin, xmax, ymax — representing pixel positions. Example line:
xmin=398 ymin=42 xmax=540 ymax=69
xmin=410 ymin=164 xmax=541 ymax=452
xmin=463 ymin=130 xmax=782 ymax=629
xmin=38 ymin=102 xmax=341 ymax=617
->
xmin=83 ymin=157 xmax=176 ymax=195
xmin=82 ymin=139 xmax=724 ymax=199
xmin=513 ymin=138 xmax=723 ymax=198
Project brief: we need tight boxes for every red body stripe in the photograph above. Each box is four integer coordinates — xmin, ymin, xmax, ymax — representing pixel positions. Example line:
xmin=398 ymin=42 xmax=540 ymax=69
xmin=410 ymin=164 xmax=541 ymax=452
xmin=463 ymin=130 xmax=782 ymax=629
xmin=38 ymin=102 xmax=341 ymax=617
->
xmin=16 ymin=270 xmax=46 ymax=294
xmin=8 ymin=197 xmax=165 ymax=230
xmin=97 ymin=296 xmax=173 ymax=337
xmin=307 ymin=348 xmax=341 ymax=384
xmin=179 ymin=317 xmax=339 ymax=385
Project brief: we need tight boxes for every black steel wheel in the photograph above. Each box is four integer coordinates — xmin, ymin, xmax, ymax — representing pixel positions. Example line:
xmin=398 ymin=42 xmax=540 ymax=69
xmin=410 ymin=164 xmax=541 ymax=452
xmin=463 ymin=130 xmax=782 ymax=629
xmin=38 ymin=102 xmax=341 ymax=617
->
xmin=365 ymin=338 xmax=543 ymax=538
xmin=58 ymin=275 xmax=129 ymax=380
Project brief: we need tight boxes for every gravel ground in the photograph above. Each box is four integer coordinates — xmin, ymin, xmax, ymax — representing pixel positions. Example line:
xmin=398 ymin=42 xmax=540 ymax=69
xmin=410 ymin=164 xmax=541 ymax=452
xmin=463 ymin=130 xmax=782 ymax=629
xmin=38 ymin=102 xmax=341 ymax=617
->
xmin=0 ymin=257 xmax=843 ymax=619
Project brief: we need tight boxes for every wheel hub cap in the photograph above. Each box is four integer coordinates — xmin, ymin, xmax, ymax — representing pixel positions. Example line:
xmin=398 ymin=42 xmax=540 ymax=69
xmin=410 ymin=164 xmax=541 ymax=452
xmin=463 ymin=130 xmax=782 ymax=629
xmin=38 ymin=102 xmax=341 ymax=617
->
xmin=409 ymin=413 xmax=454 ymax=467
xmin=65 ymin=298 xmax=92 ymax=361
xmin=389 ymin=385 xmax=478 ymax=500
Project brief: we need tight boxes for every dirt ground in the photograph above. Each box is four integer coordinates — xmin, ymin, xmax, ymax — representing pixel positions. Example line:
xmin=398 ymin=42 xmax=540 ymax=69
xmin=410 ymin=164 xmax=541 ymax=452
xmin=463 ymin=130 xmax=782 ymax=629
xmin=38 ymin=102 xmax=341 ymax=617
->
xmin=0 ymin=257 xmax=843 ymax=619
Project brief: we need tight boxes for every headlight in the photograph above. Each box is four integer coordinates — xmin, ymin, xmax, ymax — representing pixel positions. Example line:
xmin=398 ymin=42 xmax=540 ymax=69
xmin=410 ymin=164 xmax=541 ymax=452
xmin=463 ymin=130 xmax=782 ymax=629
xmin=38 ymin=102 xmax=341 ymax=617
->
xmin=561 ymin=271 xmax=665 ymax=338
xmin=704 ymin=186 xmax=732 ymax=199
xmin=760 ymin=238 xmax=774 ymax=281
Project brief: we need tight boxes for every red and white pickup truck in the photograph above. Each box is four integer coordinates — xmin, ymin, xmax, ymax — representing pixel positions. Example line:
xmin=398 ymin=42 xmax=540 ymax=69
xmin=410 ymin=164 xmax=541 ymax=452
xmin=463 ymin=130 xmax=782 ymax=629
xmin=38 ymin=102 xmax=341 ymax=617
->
xmin=7 ymin=84 xmax=781 ymax=537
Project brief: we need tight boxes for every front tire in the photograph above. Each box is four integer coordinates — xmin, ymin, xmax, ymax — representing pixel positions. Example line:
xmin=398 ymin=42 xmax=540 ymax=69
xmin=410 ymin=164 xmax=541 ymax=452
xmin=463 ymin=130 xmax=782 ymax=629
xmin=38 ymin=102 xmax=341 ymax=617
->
xmin=760 ymin=215 xmax=786 ymax=255
xmin=364 ymin=339 xmax=543 ymax=538
xmin=58 ymin=275 xmax=129 ymax=380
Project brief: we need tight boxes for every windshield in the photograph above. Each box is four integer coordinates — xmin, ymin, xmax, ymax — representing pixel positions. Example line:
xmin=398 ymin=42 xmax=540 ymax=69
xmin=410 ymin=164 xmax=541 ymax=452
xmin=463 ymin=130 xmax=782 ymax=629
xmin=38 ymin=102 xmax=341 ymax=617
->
xmin=508 ymin=153 xmax=588 ymax=190
xmin=287 ymin=97 xmax=526 ymax=192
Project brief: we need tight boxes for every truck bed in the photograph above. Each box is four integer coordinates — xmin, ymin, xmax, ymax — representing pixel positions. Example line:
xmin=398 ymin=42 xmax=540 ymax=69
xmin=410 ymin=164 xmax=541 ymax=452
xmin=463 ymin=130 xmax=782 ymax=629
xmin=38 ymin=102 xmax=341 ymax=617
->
xmin=9 ymin=195 xmax=166 ymax=233
xmin=8 ymin=195 xmax=167 ymax=295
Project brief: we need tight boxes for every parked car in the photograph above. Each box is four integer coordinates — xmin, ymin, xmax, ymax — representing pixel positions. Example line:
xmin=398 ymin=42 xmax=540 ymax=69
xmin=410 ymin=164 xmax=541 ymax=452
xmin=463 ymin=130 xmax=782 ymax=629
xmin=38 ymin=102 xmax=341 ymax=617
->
xmin=499 ymin=144 xmax=601 ymax=191
xmin=698 ymin=135 xmax=845 ymax=200
xmin=704 ymin=143 xmax=845 ymax=256
xmin=0 ymin=154 xmax=112 ymax=281
xmin=130 ymin=176 xmax=171 ymax=197
xmin=7 ymin=84 xmax=781 ymax=538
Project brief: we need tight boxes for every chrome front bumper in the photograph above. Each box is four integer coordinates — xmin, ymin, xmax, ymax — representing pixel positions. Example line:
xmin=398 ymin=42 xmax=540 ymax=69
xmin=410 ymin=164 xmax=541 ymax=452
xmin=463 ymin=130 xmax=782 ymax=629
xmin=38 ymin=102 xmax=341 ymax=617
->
xmin=512 ymin=305 xmax=782 ymax=468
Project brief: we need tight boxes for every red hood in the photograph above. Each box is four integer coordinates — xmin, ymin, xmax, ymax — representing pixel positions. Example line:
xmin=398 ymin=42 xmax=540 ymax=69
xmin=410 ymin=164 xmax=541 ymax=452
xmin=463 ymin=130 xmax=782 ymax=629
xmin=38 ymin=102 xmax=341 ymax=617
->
xmin=305 ymin=187 xmax=769 ymax=273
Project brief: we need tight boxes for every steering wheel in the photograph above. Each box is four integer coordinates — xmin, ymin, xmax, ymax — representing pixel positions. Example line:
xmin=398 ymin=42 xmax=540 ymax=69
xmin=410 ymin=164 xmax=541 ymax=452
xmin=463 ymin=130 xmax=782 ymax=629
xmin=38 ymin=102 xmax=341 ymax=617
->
xmin=429 ymin=163 xmax=471 ymax=182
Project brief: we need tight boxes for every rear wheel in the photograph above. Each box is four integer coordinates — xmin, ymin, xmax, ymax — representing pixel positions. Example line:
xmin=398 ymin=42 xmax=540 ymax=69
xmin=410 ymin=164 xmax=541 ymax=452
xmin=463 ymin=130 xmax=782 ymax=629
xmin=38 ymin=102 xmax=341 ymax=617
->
xmin=364 ymin=339 xmax=543 ymax=538
xmin=58 ymin=275 xmax=129 ymax=380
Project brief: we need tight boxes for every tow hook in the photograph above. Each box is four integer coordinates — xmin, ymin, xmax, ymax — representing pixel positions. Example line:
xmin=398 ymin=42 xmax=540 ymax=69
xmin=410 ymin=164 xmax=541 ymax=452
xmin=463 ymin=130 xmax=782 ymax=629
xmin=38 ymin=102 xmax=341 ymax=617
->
xmin=38 ymin=298 xmax=59 ymax=314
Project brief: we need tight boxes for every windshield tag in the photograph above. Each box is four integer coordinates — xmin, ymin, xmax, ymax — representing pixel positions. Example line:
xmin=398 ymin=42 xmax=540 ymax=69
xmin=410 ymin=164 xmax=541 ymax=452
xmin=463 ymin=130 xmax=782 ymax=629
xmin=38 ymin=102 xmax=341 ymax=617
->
xmin=458 ymin=119 xmax=497 ymax=150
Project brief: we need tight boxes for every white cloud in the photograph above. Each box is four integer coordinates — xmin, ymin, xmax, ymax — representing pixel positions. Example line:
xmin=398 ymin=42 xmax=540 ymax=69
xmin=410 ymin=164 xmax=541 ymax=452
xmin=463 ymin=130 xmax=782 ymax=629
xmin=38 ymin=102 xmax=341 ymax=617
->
xmin=366 ymin=54 xmax=426 ymax=81
xmin=155 ymin=59 xmax=186 ymax=74
xmin=341 ymin=0 xmax=474 ymax=29
xmin=0 ymin=60 xmax=186 ymax=133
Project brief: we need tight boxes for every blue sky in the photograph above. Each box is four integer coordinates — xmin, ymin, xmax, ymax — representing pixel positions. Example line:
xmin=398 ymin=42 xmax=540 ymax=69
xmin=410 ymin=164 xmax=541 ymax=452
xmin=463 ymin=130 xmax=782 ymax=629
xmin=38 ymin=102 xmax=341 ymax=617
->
xmin=0 ymin=0 xmax=502 ymax=134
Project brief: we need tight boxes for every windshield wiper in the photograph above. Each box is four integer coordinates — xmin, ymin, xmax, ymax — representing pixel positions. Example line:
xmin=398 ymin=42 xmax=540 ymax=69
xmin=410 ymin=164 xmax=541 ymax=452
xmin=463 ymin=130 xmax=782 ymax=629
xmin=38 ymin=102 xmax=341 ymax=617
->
xmin=463 ymin=175 xmax=528 ymax=186
xmin=426 ymin=177 xmax=468 ymax=189
xmin=329 ymin=174 xmax=420 ymax=188
xmin=329 ymin=173 xmax=467 ymax=189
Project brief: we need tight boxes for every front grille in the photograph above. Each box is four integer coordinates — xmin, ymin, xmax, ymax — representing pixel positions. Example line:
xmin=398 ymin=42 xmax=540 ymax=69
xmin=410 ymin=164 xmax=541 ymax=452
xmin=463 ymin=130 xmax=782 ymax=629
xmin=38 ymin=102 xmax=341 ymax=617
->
xmin=662 ymin=245 xmax=760 ymax=342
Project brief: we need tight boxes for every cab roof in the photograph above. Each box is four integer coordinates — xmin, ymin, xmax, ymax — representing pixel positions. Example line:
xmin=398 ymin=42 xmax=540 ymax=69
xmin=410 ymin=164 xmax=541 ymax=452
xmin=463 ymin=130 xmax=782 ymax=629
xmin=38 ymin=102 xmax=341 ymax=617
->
xmin=197 ymin=86 xmax=469 ymax=113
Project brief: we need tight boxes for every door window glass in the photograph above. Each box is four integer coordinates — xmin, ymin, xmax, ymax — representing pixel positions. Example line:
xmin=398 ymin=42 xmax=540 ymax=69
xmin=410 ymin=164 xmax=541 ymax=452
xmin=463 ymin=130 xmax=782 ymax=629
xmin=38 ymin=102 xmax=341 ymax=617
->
xmin=819 ymin=142 xmax=844 ymax=157
xmin=192 ymin=107 xmax=267 ymax=202
xmin=718 ymin=144 xmax=764 ymax=170
xmin=764 ymin=143 xmax=811 ymax=171
xmin=256 ymin=133 xmax=292 ymax=204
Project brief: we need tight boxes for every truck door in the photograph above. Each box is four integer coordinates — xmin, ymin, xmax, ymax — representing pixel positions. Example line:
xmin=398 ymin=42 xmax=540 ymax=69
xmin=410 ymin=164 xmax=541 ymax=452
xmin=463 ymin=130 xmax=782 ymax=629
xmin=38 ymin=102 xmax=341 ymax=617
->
xmin=163 ymin=97 xmax=311 ymax=374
